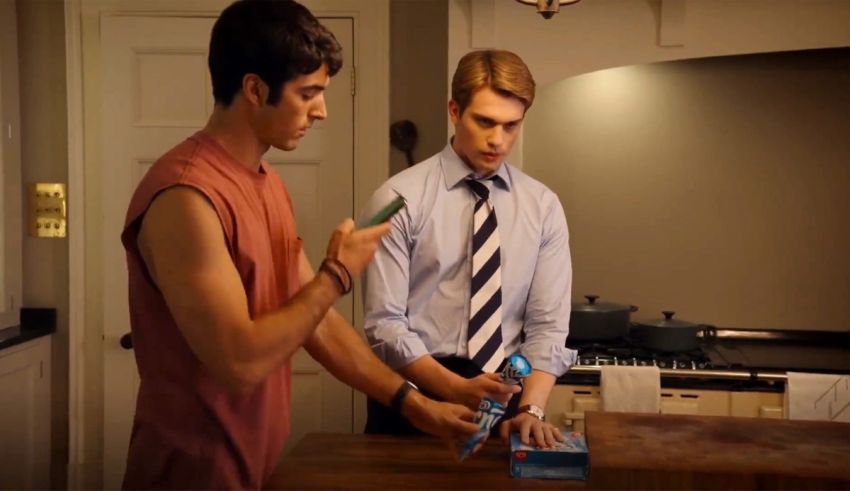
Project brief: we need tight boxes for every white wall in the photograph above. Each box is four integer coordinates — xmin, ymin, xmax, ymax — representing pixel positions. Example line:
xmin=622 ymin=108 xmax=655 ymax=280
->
xmin=524 ymin=49 xmax=850 ymax=331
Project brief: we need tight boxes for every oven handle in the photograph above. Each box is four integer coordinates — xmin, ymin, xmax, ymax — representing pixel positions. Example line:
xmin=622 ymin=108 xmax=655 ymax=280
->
xmin=568 ymin=365 xmax=787 ymax=382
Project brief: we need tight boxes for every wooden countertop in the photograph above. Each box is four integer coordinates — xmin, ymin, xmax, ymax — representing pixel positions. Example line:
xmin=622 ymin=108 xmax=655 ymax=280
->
xmin=266 ymin=433 xmax=582 ymax=490
xmin=267 ymin=413 xmax=850 ymax=490
xmin=586 ymin=411 xmax=850 ymax=490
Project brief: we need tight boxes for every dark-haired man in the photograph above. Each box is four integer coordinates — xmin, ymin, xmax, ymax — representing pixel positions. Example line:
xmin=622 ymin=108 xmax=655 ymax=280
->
xmin=120 ymin=1 xmax=478 ymax=489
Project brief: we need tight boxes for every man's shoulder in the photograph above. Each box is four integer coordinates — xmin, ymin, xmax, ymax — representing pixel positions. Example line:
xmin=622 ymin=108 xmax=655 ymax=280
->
xmin=504 ymin=163 xmax=557 ymax=202
xmin=363 ymin=153 xmax=442 ymax=224
xmin=377 ymin=153 xmax=442 ymax=198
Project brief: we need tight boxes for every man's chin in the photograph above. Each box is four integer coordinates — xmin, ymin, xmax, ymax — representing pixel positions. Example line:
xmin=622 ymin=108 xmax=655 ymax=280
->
xmin=274 ymin=140 xmax=298 ymax=152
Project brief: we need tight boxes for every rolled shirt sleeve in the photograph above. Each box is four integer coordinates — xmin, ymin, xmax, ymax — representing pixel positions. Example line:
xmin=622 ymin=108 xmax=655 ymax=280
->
xmin=519 ymin=193 xmax=577 ymax=377
xmin=361 ymin=186 xmax=429 ymax=369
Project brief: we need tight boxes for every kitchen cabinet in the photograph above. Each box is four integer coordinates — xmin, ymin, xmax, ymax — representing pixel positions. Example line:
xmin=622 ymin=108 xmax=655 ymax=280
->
xmin=729 ymin=391 xmax=784 ymax=419
xmin=548 ymin=384 xmax=784 ymax=432
xmin=0 ymin=336 xmax=51 ymax=490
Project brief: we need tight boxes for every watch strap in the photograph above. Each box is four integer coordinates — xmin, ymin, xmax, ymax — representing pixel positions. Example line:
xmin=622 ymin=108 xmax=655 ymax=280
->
xmin=518 ymin=404 xmax=545 ymax=421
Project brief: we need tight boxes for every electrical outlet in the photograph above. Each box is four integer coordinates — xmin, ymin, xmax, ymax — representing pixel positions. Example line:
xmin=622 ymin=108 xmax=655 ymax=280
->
xmin=28 ymin=183 xmax=67 ymax=238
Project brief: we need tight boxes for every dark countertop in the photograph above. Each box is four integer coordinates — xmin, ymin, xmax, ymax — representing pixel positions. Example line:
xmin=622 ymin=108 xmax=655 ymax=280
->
xmin=0 ymin=308 xmax=56 ymax=351
xmin=0 ymin=325 xmax=54 ymax=351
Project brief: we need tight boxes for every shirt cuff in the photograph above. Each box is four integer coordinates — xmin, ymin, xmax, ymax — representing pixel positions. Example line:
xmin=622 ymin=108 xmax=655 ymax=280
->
xmin=520 ymin=343 xmax=578 ymax=377
xmin=370 ymin=331 xmax=430 ymax=370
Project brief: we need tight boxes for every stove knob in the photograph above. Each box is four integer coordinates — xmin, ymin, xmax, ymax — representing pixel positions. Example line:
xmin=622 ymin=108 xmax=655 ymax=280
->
xmin=594 ymin=355 xmax=600 ymax=366
xmin=697 ymin=362 xmax=706 ymax=369
xmin=658 ymin=360 xmax=666 ymax=368
xmin=632 ymin=357 xmax=638 ymax=366
xmin=691 ymin=361 xmax=697 ymax=370
xmin=613 ymin=356 xmax=618 ymax=365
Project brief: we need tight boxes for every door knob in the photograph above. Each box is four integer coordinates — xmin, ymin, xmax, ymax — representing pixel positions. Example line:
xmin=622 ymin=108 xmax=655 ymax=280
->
xmin=119 ymin=333 xmax=133 ymax=350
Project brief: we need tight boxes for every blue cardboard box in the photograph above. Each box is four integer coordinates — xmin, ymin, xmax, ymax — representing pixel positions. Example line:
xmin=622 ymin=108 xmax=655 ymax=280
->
xmin=509 ymin=432 xmax=589 ymax=480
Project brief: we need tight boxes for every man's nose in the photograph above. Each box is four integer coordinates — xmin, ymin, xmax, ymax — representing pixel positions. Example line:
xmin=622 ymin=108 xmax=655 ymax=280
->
xmin=487 ymin=127 xmax=503 ymax=148
xmin=311 ymin=94 xmax=328 ymax=120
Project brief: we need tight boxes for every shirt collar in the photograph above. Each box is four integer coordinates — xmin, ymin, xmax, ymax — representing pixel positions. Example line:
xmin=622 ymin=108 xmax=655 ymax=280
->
xmin=440 ymin=142 xmax=512 ymax=192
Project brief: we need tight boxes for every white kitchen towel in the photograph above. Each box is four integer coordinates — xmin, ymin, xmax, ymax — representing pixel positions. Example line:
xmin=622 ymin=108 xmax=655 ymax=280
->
xmin=785 ymin=372 xmax=850 ymax=423
xmin=600 ymin=365 xmax=661 ymax=413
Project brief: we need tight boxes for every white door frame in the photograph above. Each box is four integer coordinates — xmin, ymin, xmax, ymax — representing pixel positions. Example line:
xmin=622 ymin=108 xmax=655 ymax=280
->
xmin=65 ymin=0 xmax=388 ymax=488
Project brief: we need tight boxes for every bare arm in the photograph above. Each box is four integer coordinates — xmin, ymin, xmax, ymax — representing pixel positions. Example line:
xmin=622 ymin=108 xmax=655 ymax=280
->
xmin=399 ymin=356 xmax=519 ymax=410
xmin=298 ymin=252 xmax=480 ymax=446
xmin=137 ymin=186 xmax=385 ymax=395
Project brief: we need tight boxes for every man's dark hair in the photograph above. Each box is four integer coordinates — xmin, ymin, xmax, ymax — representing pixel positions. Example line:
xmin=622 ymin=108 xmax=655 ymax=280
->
xmin=209 ymin=0 xmax=343 ymax=107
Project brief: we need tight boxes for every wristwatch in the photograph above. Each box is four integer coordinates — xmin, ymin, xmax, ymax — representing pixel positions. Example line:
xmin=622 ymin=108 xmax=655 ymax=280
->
xmin=518 ymin=404 xmax=545 ymax=422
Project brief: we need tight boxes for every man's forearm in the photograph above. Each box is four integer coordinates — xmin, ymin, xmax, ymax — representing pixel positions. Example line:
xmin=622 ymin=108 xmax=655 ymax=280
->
xmin=518 ymin=370 xmax=556 ymax=409
xmin=398 ymin=355 xmax=468 ymax=403
xmin=304 ymin=308 xmax=407 ymax=407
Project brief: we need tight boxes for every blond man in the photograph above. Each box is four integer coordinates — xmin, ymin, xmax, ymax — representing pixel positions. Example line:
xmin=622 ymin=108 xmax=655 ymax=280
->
xmin=362 ymin=50 xmax=576 ymax=448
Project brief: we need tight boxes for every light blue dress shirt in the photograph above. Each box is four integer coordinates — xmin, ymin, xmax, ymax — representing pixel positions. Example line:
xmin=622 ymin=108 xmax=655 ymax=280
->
xmin=361 ymin=144 xmax=577 ymax=376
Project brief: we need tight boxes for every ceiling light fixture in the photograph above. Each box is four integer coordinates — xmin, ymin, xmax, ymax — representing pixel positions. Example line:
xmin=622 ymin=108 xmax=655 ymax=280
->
xmin=514 ymin=0 xmax=582 ymax=20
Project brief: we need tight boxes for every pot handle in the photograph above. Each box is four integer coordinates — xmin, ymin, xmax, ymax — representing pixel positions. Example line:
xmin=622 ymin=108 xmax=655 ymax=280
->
xmin=585 ymin=294 xmax=599 ymax=304
xmin=700 ymin=325 xmax=718 ymax=340
xmin=630 ymin=305 xmax=639 ymax=312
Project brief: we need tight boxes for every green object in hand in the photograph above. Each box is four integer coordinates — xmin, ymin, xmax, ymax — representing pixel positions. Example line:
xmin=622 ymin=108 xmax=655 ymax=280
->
xmin=367 ymin=195 xmax=406 ymax=226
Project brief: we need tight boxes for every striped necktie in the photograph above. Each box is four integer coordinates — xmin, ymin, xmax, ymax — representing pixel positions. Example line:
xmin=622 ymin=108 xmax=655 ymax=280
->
xmin=465 ymin=178 xmax=505 ymax=373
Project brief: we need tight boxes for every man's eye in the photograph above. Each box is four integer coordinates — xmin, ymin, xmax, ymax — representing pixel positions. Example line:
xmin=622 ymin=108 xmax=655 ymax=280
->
xmin=505 ymin=123 xmax=518 ymax=132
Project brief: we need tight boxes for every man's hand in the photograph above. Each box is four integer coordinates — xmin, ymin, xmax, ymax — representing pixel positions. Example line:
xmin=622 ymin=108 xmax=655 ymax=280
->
xmin=499 ymin=412 xmax=565 ymax=448
xmin=325 ymin=218 xmax=391 ymax=277
xmin=451 ymin=373 xmax=522 ymax=410
xmin=400 ymin=390 xmax=481 ymax=459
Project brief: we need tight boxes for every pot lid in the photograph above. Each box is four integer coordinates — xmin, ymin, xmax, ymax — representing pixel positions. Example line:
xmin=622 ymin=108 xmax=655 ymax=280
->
xmin=635 ymin=311 xmax=698 ymax=329
xmin=572 ymin=294 xmax=636 ymax=314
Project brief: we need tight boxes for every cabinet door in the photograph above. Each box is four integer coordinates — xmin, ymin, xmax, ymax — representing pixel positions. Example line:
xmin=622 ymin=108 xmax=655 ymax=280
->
xmin=730 ymin=391 xmax=784 ymax=418
xmin=0 ymin=338 xmax=50 ymax=490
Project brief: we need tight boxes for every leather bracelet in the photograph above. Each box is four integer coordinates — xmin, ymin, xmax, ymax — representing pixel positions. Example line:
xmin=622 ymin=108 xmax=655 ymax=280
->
xmin=389 ymin=381 xmax=416 ymax=414
xmin=319 ymin=259 xmax=350 ymax=295
xmin=324 ymin=257 xmax=352 ymax=293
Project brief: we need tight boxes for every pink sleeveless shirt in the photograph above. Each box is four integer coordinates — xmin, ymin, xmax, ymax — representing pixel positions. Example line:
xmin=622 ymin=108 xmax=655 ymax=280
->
xmin=121 ymin=132 xmax=300 ymax=490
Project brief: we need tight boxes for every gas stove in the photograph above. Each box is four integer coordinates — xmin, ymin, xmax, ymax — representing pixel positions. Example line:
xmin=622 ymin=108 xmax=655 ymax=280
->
xmin=561 ymin=335 xmax=791 ymax=392
xmin=570 ymin=339 xmax=716 ymax=370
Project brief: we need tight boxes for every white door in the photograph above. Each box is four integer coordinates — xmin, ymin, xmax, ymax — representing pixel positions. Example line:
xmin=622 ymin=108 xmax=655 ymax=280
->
xmin=98 ymin=14 xmax=355 ymax=489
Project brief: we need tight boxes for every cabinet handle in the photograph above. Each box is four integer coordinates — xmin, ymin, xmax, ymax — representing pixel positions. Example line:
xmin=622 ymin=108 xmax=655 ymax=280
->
xmin=119 ymin=333 xmax=133 ymax=350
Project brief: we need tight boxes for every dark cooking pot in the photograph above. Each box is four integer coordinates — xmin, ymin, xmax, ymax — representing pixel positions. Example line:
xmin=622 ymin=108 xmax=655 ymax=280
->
xmin=630 ymin=311 xmax=717 ymax=353
xmin=569 ymin=295 xmax=638 ymax=342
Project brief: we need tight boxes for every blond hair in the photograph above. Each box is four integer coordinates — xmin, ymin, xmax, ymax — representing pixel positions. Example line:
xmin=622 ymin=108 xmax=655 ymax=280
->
xmin=451 ymin=49 xmax=536 ymax=114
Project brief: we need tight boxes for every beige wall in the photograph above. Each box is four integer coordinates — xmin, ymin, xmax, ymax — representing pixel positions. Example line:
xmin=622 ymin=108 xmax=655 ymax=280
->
xmin=449 ymin=0 xmax=850 ymax=167
xmin=450 ymin=0 xmax=850 ymax=85
xmin=524 ymin=49 xmax=850 ymax=331
xmin=390 ymin=0 xmax=448 ymax=175
xmin=16 ymin=0 xmax=69 ymax=487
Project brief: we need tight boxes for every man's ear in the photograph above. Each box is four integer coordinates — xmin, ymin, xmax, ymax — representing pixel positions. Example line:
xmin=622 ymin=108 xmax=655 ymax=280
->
xmin=242 ymin=74 xmax=267 ymax=107
xmin=448 ymin=99 xmax=461 ymax=125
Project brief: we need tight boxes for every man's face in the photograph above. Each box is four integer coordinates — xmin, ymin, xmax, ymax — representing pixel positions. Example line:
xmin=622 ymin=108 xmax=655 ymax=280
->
xmin=449 ymin=87 xmax=525 ymax=176
xmin=254 ymin=65 xmax=330 ymax=151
